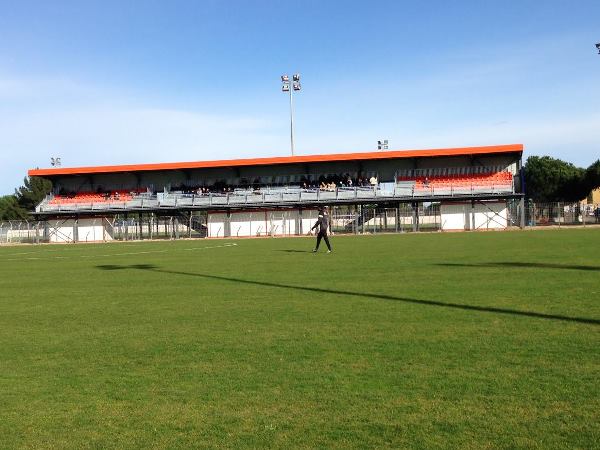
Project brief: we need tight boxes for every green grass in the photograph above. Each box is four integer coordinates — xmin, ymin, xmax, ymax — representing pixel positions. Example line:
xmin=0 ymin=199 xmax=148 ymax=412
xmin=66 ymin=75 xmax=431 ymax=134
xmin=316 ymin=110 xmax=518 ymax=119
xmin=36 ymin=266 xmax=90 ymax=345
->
xmin=0 ymin=229 xmax=599 ymax=449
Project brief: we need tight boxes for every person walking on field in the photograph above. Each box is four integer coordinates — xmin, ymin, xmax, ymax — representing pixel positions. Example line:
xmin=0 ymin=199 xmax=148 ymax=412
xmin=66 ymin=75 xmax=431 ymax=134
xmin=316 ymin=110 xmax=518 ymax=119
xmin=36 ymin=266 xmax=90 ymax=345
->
xmin=311 ymin=208 xmax=332 ymax=253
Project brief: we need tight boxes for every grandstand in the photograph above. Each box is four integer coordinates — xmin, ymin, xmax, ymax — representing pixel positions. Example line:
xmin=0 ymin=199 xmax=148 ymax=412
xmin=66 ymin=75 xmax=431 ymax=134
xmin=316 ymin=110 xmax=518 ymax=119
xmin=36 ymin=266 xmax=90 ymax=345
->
xmin=28 ymin=144 xmax=524 ymax=242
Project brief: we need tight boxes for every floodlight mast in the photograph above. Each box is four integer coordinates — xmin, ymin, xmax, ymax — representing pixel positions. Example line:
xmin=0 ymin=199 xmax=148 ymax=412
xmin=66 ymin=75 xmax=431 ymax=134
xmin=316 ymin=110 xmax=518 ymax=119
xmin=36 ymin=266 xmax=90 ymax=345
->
xmin=596 ymin=43 xmax=600 ymax=54
xmin=281 ymin=73 xmax=301 ymax=156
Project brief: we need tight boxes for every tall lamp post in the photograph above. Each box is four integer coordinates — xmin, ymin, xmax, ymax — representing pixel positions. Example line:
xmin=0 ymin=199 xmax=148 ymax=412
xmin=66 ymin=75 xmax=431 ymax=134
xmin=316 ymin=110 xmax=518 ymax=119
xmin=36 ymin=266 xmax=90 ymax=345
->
xmin=281 ymin=73 xmax=301 ymax=156
xmin=596 ymin=43 xmax=600 ymax=54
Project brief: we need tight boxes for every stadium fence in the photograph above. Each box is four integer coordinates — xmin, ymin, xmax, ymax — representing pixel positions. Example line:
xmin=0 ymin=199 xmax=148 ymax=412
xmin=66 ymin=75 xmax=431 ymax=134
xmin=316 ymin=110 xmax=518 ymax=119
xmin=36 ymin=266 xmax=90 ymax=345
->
xmin=2 ymin=202 xmax=599 ymax=244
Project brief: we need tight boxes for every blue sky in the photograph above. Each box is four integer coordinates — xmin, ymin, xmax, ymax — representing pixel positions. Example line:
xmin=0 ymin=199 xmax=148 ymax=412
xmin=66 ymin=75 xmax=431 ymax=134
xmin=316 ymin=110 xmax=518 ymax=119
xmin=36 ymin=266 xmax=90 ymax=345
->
xmin=1 ymin=0 xmax=599 ymax=194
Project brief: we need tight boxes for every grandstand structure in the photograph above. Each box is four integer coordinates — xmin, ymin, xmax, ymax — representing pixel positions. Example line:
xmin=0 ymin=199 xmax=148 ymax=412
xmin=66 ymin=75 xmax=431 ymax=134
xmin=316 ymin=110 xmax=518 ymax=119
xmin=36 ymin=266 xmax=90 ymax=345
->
xmin=28 ymin=144 xmax=524 ymax=242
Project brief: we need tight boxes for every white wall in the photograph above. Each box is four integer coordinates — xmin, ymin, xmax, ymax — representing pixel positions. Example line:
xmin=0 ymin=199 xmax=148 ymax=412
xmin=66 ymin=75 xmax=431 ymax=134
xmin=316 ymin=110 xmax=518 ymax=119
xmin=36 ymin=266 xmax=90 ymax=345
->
xmin=441 ymin=201 xmax=507 ymax=231
xmin=47 ymin=218 xmax=113 ymax=243
xmin=207 ymin=213 xmax=226 ymax=238
xmin=473 ymin=202 xmax=508 ymax=230
xmin=207 ymin=209 xmax=319 ymax=238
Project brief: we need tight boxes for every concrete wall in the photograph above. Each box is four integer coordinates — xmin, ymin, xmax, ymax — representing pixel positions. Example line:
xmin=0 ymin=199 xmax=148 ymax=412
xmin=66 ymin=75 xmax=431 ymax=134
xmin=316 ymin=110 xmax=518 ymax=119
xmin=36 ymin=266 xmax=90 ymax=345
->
xmin=47 ymin=218 xmax=113 ymax=243
xmin=207 ymin=209 xmax=319 ymax=238
xmin=441 ymin=201 xmax=508 ymax=231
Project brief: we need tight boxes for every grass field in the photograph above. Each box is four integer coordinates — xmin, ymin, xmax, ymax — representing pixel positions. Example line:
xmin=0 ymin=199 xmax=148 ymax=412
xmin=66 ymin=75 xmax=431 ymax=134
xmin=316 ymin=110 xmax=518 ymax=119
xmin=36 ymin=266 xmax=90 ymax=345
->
xmin=0 ymin=229 xmax=599 ymax=449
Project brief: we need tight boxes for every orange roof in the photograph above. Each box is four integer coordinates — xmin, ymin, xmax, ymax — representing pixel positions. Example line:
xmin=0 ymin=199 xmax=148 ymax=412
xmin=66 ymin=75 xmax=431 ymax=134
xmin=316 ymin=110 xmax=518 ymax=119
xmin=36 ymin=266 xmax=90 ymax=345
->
xmin=28 ymin=144 xmax=522 ymax=177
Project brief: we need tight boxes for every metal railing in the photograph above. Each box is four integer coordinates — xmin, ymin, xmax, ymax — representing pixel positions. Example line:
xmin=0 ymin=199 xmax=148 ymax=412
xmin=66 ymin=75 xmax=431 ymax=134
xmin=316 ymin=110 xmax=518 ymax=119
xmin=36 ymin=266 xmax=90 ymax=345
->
xmin=37 ymin=183 xmax=515 ymax=213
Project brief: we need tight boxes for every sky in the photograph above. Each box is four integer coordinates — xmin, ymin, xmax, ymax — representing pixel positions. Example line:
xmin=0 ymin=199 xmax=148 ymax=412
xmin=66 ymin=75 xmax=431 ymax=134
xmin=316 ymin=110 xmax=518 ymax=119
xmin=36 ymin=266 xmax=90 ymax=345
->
xmin=0 ymin=0 xmax=599 ymax=195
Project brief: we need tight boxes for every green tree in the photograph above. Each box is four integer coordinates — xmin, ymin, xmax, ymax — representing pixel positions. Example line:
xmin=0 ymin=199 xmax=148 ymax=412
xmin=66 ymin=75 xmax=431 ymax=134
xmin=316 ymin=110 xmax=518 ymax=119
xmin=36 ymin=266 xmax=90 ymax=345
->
xmin=583 ymin=160 xmax=600 ymax=194
xmin=523 ymin=156 xmax=587 ymax=202
xmin=0 ymin=195 xmax=28 ymax=221
xmin=14 ymin=176 xmax=52 ymax=214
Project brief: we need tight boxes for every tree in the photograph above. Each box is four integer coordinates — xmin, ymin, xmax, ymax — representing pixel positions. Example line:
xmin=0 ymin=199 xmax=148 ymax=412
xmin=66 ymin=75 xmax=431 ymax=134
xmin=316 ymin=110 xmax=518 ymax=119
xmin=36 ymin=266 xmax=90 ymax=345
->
xmin=0 ymin=195 xmax=28 ymax=221
xmin=14 ymin=176 xmax=52 ymax=214
xmin=523 ymin=156 xmax=587 ymax=202
xmin=583 ymin=160 xmax=600 ymax=195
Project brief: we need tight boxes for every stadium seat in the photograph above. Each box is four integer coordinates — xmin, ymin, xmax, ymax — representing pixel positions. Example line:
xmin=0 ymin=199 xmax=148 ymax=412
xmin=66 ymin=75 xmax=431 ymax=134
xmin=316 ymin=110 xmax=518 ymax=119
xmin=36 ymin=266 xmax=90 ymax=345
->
xmin=399 ymin=169 xmax=513 ymax=194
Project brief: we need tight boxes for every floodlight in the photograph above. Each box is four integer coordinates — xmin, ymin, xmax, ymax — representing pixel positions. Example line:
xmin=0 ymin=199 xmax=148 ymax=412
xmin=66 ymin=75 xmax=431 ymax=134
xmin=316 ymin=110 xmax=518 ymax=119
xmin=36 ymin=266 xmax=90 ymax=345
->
xmin=596 ymin=43 xmax=600 ymax=54
xmin=280 ymin=71 xmax=302 ymax=156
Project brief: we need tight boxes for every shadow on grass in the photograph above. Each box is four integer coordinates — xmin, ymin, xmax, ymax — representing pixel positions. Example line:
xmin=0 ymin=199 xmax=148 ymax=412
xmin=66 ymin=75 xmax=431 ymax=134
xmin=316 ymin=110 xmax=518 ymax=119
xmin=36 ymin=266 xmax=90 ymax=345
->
xmin=276 ymin=249 xmax=313 ymax=253
xmin=437 ymin=262 xmax=600 ymax=272
xmin=96 ymin=264 xmax=600 ymax=326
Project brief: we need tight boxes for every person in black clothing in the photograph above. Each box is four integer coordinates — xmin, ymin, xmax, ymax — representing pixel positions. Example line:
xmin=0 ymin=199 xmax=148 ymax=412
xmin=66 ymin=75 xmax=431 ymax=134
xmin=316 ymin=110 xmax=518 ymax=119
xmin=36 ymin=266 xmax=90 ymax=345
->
xmin=311 ymin=208 xmax=332 ymax=253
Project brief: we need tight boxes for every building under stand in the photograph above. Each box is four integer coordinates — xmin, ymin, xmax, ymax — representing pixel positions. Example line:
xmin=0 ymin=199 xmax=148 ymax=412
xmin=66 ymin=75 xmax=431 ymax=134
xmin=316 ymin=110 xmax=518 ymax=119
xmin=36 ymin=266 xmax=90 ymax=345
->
xmin=28 ymin=144 xmax=524 ymax=243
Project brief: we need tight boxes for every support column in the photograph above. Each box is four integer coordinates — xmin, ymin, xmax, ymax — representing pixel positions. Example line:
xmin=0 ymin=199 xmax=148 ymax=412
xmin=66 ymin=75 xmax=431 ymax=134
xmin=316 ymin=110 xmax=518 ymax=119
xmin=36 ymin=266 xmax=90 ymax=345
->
xmin=138 ymin=213 xmax=143 ymax=240
xmin=383 ymin=208 xmax=388 ymax=231
xmin=73 ymin=216 xmax=79 ymax=243
xmin=412 ymin=202 xmax=418 ymax=232
xmin=224 ymin=211 xmax=231 ymax=238
xmin=360 ymin=205 xmax=365 ymax=234
xmin=124 ymin=213 xmax=129 ymax=240
xmin=519 ymin=197 xmax=525 ymax=229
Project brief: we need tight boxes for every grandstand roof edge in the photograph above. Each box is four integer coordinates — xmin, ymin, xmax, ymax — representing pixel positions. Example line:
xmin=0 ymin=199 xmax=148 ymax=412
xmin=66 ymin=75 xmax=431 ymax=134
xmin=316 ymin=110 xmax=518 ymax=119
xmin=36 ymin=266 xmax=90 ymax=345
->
xmin=28 ymin=144 xmax=523 ymax=177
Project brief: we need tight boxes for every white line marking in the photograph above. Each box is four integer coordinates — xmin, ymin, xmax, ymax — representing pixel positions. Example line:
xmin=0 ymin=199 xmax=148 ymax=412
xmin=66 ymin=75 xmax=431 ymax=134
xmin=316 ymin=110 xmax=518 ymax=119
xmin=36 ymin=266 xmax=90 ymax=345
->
xmin=1 ymin=243 xmax=238 ymax=262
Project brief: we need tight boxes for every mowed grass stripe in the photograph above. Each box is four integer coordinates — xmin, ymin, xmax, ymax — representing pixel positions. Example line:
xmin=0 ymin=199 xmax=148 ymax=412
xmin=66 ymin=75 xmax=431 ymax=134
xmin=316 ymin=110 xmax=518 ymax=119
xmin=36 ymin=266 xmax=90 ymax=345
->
xmin=0 ymin=229 xmax=599 ymax=449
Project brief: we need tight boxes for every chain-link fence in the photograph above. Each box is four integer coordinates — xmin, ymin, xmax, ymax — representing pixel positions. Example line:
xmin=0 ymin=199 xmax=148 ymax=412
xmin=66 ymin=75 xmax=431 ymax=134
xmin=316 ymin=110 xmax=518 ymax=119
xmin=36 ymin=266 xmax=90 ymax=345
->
xmin=109 ymin=213 xmax=208 ymax=241
xmin=2 ymin=202 xmax=599 ymax=244
xmin=329 ymin=203 xmax=441 ymax=234
xmin=523 ymin=202 xmax=600 ymax=227
xmin=0 ymin=221 xmax=44 ymax=244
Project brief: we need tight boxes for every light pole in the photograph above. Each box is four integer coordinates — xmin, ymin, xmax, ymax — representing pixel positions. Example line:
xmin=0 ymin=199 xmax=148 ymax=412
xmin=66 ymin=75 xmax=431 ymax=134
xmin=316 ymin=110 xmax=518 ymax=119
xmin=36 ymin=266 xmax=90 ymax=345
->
xmin=596 ymin=43 xmax=600 ymax=54
xmin=281 ymin=73 xmax=301 ymax=156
